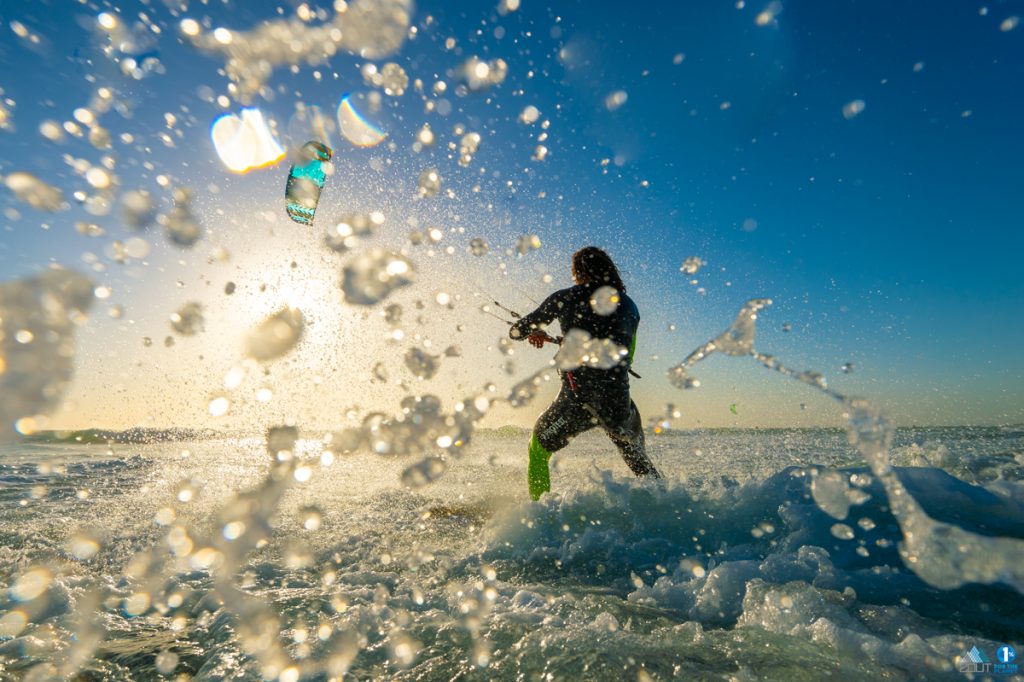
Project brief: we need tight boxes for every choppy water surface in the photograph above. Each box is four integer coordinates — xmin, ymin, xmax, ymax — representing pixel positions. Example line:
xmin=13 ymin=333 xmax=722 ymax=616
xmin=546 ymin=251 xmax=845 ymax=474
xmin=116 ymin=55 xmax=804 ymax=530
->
xmin=2 ymin=426 xmax=1022 ymax=680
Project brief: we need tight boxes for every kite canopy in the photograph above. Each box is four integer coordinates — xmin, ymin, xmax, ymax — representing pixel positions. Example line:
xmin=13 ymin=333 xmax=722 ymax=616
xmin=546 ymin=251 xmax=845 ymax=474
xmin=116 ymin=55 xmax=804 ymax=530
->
xmin=285 ymin=141 xmax=333 ymax=225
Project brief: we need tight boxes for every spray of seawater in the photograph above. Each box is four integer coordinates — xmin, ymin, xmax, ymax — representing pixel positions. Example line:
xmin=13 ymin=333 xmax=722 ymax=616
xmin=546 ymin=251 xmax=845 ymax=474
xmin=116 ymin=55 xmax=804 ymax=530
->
xmin=671 ymin=298 xmax=1024 ymax=593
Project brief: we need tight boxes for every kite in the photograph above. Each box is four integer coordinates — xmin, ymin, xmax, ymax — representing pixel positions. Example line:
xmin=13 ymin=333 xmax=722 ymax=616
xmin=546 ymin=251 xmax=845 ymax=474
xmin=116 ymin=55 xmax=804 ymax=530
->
xmin=285 ymin=141 xmax=332 ymax=225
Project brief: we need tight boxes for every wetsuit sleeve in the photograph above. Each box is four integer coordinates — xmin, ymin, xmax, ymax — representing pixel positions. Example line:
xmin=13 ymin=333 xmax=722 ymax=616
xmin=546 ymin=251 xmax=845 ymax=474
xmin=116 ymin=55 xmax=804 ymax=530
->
xmin=509 ymin=291 xmax=563 ymax=339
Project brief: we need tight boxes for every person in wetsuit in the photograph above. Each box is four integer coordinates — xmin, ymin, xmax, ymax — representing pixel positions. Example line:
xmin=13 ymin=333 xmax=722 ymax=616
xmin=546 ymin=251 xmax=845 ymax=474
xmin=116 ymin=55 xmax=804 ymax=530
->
xmin=510 ymin=246 xmax=661 ymax=500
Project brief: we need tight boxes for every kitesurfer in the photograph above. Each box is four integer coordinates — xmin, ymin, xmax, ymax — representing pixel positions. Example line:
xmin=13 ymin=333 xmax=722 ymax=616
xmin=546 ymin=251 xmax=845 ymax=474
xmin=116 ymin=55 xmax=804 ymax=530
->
xmin=510 ymin=246 xmax=661 ymax=500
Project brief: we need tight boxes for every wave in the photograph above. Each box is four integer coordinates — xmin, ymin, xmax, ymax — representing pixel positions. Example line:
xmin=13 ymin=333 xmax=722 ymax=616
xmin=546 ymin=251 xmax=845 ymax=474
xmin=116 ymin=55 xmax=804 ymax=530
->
xmin=480 ymin=465 xmax=1024 ymax=676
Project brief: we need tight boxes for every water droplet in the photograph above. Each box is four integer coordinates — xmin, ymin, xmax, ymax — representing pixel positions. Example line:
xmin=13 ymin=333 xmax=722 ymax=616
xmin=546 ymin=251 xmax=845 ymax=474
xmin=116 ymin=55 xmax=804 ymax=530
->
xmin=169 ymin=302 xmax=204 ymax=335
xmin=389 ymin=632 xmax=421 ymax=668
xmin=121 ymin=189 xmax=154 ymax=230
xmin=404 ymin=347 xmax=441 ymax=379
xmin=222 ymin=521 xmax=245 ymax=540
xmin=554 ymin=329 xmax=628 ymax=370
xmin=326 ymin=212 xmax=384 ymax=252
xmin=155 ymin=650 xmax=179 ymax=675
xmin=341 ymin=250 xmax=414 ymax=305
xmin=245 ymin=307 xmax=304 ymax=361
xmin=123 ymin=592 xmax=151 ymax=616
xmin=208 ymin=396 xmax=230 ymax=417
xmin=69 ymin=532 xmax=100 ymax=560
xmin=11 ymin=567 xmax=51 ymax=601
xmin=300 ymin=506 xmax=323 ymax=530
xmin=515 ymin=234 xmax=541 ymax=255
xmin=161 ymin=187 xmax=202 ymax=247
xmin=401 ymin=457 xmax=446 ymax=487
xmin=458 ymin=132 xmax=481 ymax=166
xmin=211 ymin=108 xmax=286 ymax=173
xmin=519 ymin=105 xmax=540 ymax=124
xmin=380 ymin=62 xmax=409 ymax=95
xmin=459 ymin=56 xmax=508 ymax=90
xmin=4 ymin=172 xmax=65 ymax=211
xmin=337 ymin=92 xmax=389 ymax=147
xmin=755 ymin=1 xmax=783 ymax=26
xmin=830 ymin=523 xmax=855 ymax=541
xmin=418 ymin=168 xmax=441 ymax=197
xmin=604 ymin=90 xmax=628 ymax=111
xmin=842 ymin=99 xmax=866 ymax=119
xmin=589 ymin=286 xmax=620 ymax=315
xmin=468 ymin=237 xmax=489 ymax=256
xmin=680 ymin=256 xmax=706 ymax=275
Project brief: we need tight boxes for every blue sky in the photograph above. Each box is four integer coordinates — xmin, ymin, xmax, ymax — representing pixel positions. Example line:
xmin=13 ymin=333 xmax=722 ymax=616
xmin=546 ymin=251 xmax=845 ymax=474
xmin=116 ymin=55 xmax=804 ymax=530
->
xmin=1 ymin=0 xmax=1022 ymax=428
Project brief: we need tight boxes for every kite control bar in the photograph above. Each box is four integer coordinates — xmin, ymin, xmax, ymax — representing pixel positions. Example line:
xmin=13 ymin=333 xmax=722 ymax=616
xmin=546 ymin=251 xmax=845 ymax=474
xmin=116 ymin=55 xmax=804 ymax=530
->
xmin=489 ymin=299 xmax=562 ymax=345
xmin=488 ymin=297 xmax=639 ymax=377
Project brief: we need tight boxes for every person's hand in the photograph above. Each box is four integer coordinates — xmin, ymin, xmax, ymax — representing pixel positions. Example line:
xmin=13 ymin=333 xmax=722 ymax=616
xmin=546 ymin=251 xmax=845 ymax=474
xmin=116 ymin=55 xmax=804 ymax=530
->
xmin=527 ymin=332 xmax=547 ymax=348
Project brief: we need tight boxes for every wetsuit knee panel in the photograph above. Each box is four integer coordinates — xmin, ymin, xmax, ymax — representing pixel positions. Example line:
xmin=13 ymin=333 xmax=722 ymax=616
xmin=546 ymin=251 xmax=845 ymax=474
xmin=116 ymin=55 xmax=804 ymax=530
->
xmin=535 ymin=419 xmax=570 ymax=452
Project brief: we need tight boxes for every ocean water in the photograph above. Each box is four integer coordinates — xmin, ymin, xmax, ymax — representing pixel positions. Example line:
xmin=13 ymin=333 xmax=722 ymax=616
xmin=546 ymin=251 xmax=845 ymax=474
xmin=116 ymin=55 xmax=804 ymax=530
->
xmin=1 ymin=426 xmax=1022 ymax=680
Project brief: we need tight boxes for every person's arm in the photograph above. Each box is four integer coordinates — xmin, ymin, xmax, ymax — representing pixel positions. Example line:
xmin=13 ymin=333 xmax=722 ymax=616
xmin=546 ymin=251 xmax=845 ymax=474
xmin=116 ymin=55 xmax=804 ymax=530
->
xmin=509 ymin=291 xmax=563 ymax=340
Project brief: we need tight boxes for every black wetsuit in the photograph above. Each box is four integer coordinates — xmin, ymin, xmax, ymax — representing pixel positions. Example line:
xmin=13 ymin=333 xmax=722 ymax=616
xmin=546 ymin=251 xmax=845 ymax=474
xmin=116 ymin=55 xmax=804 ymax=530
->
xmin=510 ymin=284 xmax=661 ymax=498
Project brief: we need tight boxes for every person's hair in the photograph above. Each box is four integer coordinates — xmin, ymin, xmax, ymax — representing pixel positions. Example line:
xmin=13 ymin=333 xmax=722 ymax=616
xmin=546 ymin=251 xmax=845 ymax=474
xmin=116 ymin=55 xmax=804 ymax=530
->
xmin=571 ymin=246 xmax=626 ymax=293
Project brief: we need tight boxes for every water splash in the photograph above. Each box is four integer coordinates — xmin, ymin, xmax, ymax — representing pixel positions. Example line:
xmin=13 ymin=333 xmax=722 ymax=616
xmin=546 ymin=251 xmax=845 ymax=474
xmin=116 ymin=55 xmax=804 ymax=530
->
xmin=182 ymin=0 xmax=412 ymax=102
xmin=330 ymin=393 xmax=490 ymax=457
xmin=507 ymin=367 xmax=558 ymax=407
xmin=666 ymin=298 xmax=770 ymax=388
xmin=675 ymin=298 xmax=1024 ymax=592
xmin=0 ymin=269 xmax=94 ymax=438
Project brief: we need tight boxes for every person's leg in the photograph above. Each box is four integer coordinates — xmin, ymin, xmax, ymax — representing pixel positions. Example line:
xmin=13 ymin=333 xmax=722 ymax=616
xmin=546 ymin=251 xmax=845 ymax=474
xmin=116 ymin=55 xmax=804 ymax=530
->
xmin=593 ymin=385 xmax=663 ymax=475
xmin=527 ymin=387 xmax=593 ymax=500
xmin=603 ymin=399 xmax=661 ymax=479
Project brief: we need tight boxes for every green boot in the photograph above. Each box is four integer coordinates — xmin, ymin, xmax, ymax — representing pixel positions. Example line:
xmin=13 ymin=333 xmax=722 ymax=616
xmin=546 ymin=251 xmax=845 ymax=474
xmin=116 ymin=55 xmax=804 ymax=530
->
xmin=527 ymin=434 xmax=552 ymax=500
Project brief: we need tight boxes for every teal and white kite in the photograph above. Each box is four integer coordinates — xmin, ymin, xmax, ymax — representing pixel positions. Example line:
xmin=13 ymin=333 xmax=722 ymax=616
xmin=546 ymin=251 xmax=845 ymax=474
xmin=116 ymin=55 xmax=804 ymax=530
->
xmin=285 ymin=141 xmax=332 ymax=225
